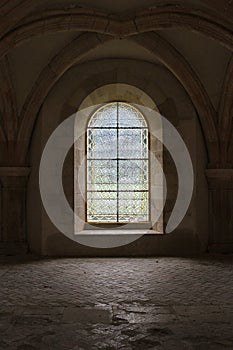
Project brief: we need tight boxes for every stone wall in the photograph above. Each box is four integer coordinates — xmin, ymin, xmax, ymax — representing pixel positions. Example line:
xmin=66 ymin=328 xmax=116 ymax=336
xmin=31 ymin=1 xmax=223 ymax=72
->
xmin=27 ymin=59 xmax=208 ymax=256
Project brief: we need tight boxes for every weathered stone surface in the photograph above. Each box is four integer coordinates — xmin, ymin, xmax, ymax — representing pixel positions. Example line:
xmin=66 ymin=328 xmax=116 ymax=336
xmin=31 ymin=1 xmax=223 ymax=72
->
xmin=0 ymin=255 xmax=232 ymax=349
xmin=206 ymin=169 xmax=233 ymax=252
xmin=0 ymin=167 xmax=30 ymax=244
xmin=63 ymin=307 xmax=112 ymax=324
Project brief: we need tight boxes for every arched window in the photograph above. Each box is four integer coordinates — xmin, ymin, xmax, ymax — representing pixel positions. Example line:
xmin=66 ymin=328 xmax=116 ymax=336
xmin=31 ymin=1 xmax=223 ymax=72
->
xmin=86 ymin=102 xmax=149 ymax=223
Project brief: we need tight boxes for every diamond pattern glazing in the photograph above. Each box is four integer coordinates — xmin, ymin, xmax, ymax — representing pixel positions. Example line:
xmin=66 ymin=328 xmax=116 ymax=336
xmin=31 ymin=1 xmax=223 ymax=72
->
xmin=87 ymin=103 xmax=149 ymax=222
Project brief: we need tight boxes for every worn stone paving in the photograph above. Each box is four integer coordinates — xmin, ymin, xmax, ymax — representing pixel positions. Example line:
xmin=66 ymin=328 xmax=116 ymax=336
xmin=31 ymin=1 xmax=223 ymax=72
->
xmin=0 ymin=255 xmax=233 ymax=349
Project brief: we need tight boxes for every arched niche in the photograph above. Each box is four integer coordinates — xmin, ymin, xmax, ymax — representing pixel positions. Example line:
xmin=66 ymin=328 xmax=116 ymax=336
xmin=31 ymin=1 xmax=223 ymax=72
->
xmin=74 ymin=83 xmax=164 ymax=233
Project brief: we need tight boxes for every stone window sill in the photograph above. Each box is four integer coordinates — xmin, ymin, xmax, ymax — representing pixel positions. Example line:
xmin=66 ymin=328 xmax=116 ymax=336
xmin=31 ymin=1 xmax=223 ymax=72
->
xmin=75 ymin=229 xmax=163 ymax=235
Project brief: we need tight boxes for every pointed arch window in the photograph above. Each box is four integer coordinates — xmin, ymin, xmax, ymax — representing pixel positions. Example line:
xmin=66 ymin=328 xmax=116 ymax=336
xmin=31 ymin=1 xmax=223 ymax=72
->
xmin=86 ymin=102 xmax=149 ymax=223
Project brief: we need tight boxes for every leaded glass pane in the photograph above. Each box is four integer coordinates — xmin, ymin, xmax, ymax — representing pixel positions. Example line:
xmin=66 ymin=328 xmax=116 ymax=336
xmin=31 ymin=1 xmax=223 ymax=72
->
xmin=87 ymin=129 xmax=117 ymax=159
xmin=88 ymin=103 xmax=117 ymax=128
xmin=118 ymin=160 xmax=148 ymax=191
xmin=86 ymin=102 xmax=149 ymax=223
xmin=119 ymin=191 xmax=149 ymax=222
xmin=118 ymin=129 xmax=148 ymax=159
xmin=87 ymin=191 xmax=117 ymax=222
xmin=118 ymin=103 xmax=147 ymax=128
xmin=87 ymin=160 xmax=117 ymax=192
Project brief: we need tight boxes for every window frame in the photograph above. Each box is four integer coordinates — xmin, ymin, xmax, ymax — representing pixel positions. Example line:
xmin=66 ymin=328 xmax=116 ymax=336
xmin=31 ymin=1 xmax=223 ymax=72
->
xmin=85 ymin=101 xmax=151 ymax=226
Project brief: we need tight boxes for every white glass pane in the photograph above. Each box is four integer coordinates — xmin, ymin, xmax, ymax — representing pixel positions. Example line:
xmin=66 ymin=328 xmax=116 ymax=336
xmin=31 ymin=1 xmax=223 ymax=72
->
xmin=118 ymin=129 xmax=148 ymax=159
xmin=88 ymin=103 xmax=117 ymax=128
xmin=87 ymin=129 xmax=117 ymax=159
xmin=87 ymin=192 xmax=117 ymax=222
xmin=86 ymin=102 xmax=149 ymax=223
xmin=118 ymin=103 xmax=147 ymax=128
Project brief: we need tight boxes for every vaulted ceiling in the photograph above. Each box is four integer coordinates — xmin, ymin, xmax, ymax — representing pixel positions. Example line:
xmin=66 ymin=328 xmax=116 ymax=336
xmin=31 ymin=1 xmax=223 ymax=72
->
xmin=0 ymin=0 xmax=232 ymax=167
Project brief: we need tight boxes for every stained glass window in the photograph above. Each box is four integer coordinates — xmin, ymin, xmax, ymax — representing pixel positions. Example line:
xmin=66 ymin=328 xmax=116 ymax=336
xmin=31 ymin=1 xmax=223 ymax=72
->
xmin=86 ymin=102 xmax=149 ymax=223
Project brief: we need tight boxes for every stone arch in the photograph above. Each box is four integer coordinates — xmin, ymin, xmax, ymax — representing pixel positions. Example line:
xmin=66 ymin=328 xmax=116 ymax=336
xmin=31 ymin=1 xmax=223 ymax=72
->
xmin=0 ymin=0 xmax=42 ymax=38
xmin=131 ymin=32 xmax=218 ymax=163
xmin=17 ymin=32 xmax=218 ymax=164
xmin=78 ymin=83 xmax=161 ymax=111
xmin=227 ymin=103 xmax=233 ymax=165
xmin=16 ymin=32 xmax=111 ymax=163
xmin=28 ymin=57 xmax=207 ymax=255
xmin=0 ymin=57 xmax=18 ymax=141
xmin=74 ymin=84 xmax=164 ymax=232
xmin=218 ymin=54 xmax=233 ymax=166
xmin=0 ymin=5 xmax=232 ymax=61
xmin=67 ymin=61 xmax=167 ymax=112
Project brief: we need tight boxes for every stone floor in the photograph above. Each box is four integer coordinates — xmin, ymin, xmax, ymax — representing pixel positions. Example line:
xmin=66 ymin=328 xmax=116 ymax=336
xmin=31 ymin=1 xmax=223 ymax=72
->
xmin=0 ymin=254 xmax=233 ymax=350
